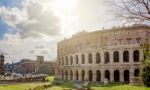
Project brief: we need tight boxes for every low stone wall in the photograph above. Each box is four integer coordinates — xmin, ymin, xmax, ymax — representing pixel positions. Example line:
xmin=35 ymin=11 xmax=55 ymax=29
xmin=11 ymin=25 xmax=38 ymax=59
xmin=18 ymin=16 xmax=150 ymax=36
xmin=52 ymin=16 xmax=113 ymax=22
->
xmin=0 ymin=76 xmax=46 ymax=84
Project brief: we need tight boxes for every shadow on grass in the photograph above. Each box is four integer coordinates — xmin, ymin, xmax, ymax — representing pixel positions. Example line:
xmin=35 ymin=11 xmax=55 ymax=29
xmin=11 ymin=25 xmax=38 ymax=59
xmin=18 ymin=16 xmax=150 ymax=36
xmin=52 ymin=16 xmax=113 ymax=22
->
xmin=52 ymin=80 xmax=126 ymax=89
xmin=54 ymin=80 xmax=74 ymax=88
xmin=90 ymin=82 xmax=125 ymax=88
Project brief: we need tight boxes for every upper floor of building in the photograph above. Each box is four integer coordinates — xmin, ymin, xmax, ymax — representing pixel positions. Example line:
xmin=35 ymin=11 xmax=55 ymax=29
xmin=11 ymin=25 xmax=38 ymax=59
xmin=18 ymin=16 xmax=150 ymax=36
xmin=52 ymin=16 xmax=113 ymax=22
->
xmin=57 ymin=25 xmax=150 ymax=56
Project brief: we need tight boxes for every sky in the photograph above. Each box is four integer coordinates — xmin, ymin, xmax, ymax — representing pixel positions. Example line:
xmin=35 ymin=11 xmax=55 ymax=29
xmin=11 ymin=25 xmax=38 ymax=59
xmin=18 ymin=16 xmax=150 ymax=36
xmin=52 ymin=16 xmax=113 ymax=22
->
xmin=0 ymin=0 xmax=120 ymax=63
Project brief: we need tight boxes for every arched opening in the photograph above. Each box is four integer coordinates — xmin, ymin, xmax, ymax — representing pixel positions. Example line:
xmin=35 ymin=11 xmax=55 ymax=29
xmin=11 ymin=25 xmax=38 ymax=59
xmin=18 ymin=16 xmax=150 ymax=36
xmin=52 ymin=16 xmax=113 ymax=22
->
xmin=114 ymin=70 xmax=120 ymax=82
xmin=65 ymin=70 xmax=68 ymax=80
xmin=88 ymin=70 xmax=93 ymax=81
xmin=96 ymin=70 xmax=101 ymax=81
xmin=123 ymin=51 xmax=129 ymax=62
xmin=75 ymin=70 xmax=79 ymax=80
xmin=70 ymin=70 xmax=73 ymax=80
xmin=134 ymin=69 xmax=140 ymax=77
xmin=124 ymin=70 xmax=130 ymax=83
xmin=81 ymin=70 xmax=85 ymax=81
xmin=105 ymin=70 xmax=110 ymax=81
xmin=82 ymin=54 xmax=85 ymax=64
xmin=88 ymin=53 xmax=92 ymax=64
xmin=70 ymin=56 xmax=73 ymax=65
xmin=66 ymin=56 xmax=68 ymax=65
xmin=104 ymin=52 xmax=109 ymax=64
xmin=134 ymin=50 xmax=140 ymax=62
xmin=96 ymin=53 xmax=101 ymax=64
xmin=75 ymin=55 xmax=78 ymax=64
xmin=113 ymin=51 xmax=119 ymax=62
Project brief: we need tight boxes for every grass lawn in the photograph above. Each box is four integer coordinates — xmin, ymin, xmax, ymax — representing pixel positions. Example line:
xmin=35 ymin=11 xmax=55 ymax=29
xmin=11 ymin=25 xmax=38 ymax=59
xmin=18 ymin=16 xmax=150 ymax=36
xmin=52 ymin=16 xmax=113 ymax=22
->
xmin=47 ymin=80 xmax=150 ymax=90
xmin=0 ymin=82 xmax=51 ymax=90
xmin=0 ymin=76 xmax=150 ymax=90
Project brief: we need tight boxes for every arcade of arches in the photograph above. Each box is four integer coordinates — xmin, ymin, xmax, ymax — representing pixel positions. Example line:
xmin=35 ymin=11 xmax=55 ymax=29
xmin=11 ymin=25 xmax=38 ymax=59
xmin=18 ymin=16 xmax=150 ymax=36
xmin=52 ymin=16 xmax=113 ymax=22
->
xmin=60 ymin=69 xmax=140 ymax=82
xmin=57 ymin=49 xmax=142 ymax=83
xmin=60 ymin=50 xmax=141 ymax=65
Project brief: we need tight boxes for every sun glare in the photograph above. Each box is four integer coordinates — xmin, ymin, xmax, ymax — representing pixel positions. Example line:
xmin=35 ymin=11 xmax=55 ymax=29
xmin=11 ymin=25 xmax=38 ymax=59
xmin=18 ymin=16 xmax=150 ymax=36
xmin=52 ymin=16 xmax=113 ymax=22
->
xmin=52 ymin=0 xmax=77 ymax=37
xmin=53 ymin=0 xmax=76 ymax=12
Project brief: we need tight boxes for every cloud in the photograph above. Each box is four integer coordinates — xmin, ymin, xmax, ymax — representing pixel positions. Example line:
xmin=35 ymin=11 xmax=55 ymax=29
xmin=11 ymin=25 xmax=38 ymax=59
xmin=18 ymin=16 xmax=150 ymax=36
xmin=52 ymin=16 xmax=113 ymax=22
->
xmin=0 ymin=0 xmax=60 ymax=39
xmin=0 ymin=0 xmax=119 ymax=63
xmin=35 ymin=45 xmax=45 ymax=49
xmin=0 ymin=33 xmax=58 ymax=63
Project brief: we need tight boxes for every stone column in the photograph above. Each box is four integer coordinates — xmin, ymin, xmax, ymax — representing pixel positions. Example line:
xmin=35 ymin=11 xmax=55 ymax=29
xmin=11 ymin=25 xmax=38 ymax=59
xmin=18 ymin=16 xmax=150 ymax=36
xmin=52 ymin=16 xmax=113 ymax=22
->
xmin=93 ymin=52 xmax=96 ymax=65
xmin=68 ymin=71 xmax=71 ymax=80
xmin=68 ymin=56 xmax=70 ymax=66
xmin=101 ymin=69 xmax=105 ymax=83
xmin=120 ymin=70 xmax=124 ymax=82
xmin=78 ymin=54 xmax=81 ymax=65
xmin=110 ymin=51 xmax=113 ymax=64
xmin=110 ymin=70 xmax=114 ymax=82
xmin=93 ymin=70 xmax=97 ymax=82
xmin=84 ymin=70 xmax=88 ymax=81
xmin=73 ymin=55 xmax=76 ymax=66
xmin=73 ymin=70 xmax=76 ymax=81
xmin=79 ymin=70 xmax=82 ymax=81
xmin=64 ymin=57 xmax=66 ymax=66
xmin=101 ymin=50 xmax=104 ymax=65
xmin=119 ymin=50 xmax=123 ymax=64
xmin=140 ymin=50 xmax=143 ymax=61
xmin=85 ymin=53 xmax=88 ymax=65
xmin=129 ymin=49 xmax=133 ymax=64
xmin=130 ymin=68 xmax=134 ymax=82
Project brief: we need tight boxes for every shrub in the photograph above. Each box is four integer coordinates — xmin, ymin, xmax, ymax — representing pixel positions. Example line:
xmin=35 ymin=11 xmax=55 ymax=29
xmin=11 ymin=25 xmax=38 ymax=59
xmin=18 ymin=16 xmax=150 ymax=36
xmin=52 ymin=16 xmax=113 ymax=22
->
xmin=141 ymin=65 xmax=150 ymax=87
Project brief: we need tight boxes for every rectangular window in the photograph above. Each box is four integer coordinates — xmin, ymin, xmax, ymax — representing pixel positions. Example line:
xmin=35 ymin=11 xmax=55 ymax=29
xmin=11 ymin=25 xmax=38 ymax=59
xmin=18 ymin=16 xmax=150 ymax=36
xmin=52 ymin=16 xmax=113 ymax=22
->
xmin=136 ymin=38 xmax=141 ymax=44
xmin=127 ymin=39 xmax=132 ymax=45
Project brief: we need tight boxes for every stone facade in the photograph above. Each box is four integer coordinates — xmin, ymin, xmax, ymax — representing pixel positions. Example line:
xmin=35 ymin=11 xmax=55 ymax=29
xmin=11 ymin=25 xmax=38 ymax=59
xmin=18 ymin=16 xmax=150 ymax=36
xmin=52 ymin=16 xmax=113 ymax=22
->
xmin=14 ymin=56 xmax=56 ymax=75
xmin=56 ymin=25 xmax=150 ymax=83
xmin=0 ymin=54 xmax=4 ymax=75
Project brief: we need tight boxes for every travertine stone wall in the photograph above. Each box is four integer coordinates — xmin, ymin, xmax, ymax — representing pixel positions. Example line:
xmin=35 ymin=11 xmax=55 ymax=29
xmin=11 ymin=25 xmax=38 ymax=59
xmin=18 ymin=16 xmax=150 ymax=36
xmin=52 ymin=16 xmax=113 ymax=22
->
xmin=56 ymin=25 xmax=150 ymax=83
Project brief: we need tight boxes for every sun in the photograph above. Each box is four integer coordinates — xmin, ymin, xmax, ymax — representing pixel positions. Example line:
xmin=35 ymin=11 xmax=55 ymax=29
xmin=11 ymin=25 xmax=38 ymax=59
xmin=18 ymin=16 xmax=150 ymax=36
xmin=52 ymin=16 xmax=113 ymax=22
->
xmin=52 ymin=0 xmax=76 ymax=12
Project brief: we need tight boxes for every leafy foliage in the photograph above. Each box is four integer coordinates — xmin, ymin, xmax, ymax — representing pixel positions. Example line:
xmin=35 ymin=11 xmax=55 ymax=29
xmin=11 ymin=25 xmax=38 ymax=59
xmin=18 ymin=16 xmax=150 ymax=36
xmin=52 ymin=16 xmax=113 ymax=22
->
xmin=141 ymin=44 xmax=150 ymax=87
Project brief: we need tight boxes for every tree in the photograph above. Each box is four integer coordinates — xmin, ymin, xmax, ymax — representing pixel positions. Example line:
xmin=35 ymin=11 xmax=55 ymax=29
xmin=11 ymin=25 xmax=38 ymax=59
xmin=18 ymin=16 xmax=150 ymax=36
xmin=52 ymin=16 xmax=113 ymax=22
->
xmin=107 ymin=0 xmax=150 ymax=23
xmin=141 ymin=44 xmax=150 ymax=87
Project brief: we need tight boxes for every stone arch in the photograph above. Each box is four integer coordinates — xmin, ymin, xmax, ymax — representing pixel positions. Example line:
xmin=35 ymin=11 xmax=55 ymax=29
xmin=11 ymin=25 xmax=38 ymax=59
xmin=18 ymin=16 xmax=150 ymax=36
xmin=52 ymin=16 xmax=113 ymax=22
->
xmin=96 ymin=53 xmax=101 ymax=64
xmin=88 ymin=70 xmax=93 ymax=81
xmin=75 ymin=70 xmax=79 ymax=80
xmin=134 ymin=50 xmax=140 ymax=62
xmin=134 ymin=69 xmax=140 ymax=77
xmin=70 ymin=70 xmax=73 ymax=80
xmin=123 ymin=51 xmax=129 ymax=62
xmin=104 ymin=52 xmax=109 ymax=64
xmin=114 ymin=70 xmax=120 ymax=82
xmin=75 ymin=55 xmax=78 ymax=64
xmin=65 ymin=70 xmax=68 ymax=80
xmin=88 ymin=53 xmax=93 ymax=64
xmin=124 ymin=70 xmax=130 ymax=83
xmin=113 ymin=51 xmax=119 ymax=62
xmin=96 ymin=70 xmax=101 ymax=81
xmin=81 ymin=54 xmax=85 ymax=64
xmin=81 ymin=70 xmax=85 ymax=81
xmin=66 ymin=56 xmax=68 ymax=65
xmin=70 ymin=55 xmax=73 ymax=65
xmin=105 ymin=70 xmax=110 ymax=81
